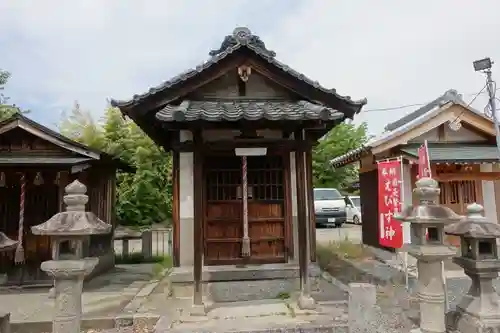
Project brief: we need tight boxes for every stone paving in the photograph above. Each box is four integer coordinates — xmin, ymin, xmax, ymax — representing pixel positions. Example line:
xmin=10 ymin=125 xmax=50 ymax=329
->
xmin=0 ymin=264 xmax=156 ymax=327
xmin=136 ymin=268 xmax=350 ymax=332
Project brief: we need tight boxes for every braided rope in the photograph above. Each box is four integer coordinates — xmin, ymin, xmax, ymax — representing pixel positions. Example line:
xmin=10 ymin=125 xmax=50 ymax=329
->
xmin=14 ymin=173 xmax=26 ymax=264
xmin=241 ymin=156 xmax=250 ymax=257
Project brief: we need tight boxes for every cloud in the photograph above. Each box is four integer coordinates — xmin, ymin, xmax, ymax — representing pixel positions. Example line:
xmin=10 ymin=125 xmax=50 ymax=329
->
xmin=1 ymin=0 xmax=500 ymax=133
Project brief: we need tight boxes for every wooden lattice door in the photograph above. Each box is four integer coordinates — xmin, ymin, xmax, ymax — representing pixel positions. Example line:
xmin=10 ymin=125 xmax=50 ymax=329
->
xmin=435 ymin=164 xmax=481 ymax=246
xmin=204 ymin=154 xmax=287 ymax=265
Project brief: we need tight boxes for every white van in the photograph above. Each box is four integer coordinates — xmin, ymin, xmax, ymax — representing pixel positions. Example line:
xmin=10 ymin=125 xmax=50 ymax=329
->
xmin=346 ymin=195 xmax=362 ymax=224
xmin=313 ymin=188 xmax=347 ymax=228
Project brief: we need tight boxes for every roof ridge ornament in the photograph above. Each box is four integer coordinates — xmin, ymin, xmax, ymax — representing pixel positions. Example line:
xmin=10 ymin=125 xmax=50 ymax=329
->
xmin=209 ymin=27 xmax=276 ymax=58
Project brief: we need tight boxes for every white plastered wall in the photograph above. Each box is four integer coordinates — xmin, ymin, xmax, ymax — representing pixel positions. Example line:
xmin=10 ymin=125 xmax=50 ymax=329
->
xmin=179 ymin=130 xmax=195 ymax=267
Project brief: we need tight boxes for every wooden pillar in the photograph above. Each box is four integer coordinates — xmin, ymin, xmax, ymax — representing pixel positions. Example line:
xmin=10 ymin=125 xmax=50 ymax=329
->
xmin=192 ymin=130 xmax=205 ymax=314
xmin=172 ymin=150 xmax=180 ymax=267
xmin=305 ymin=147 xmax=316 ymax=262
xmin=294 ymin=129 xmax=315 ymax=309
xmin=283 ymin=152 xmax=293 ymax=260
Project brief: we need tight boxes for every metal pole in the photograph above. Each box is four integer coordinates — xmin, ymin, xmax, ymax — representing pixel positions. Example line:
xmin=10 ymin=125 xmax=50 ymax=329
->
xmin=486 ymin=69 xmax=500 ymax=157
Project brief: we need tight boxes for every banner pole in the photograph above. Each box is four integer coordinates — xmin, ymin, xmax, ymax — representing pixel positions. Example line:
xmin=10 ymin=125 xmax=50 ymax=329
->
xmin=424 ymin=141 xmax=448 ymax=310
xmin=398 ymin=156 xmax=410 ymax=290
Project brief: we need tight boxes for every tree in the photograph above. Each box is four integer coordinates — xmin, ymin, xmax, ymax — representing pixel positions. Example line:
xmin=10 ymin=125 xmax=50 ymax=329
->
xmin=0 ymin=69 xmax=30 ymax=120
xmin=312 ymin=122 xmax=368 ymax=190
xmin=59 ymin=104 xmax=173 ymax=227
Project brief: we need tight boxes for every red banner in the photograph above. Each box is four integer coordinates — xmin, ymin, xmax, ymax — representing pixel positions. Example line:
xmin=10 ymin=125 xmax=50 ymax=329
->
xmin=417 ymin=140 xmax=432 ymax=178
xmin=378 ymin=160 xmax=403 ymax=248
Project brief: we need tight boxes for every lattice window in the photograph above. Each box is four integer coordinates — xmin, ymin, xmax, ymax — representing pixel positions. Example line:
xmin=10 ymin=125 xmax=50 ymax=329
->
xmin=206 ymin=156 xmax=242 ymax=202
xmin=247 ymin=156 xmax=284 ymax=201
xmin=436 ymin=164 xmax=477 ymax=206
xmin=205 ymin=155 xmax=284 ymax=202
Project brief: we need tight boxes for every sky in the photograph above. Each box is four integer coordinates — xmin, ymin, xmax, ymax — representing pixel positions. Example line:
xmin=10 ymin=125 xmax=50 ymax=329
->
xmin=1 ymin=0 xmax=500 ymax=135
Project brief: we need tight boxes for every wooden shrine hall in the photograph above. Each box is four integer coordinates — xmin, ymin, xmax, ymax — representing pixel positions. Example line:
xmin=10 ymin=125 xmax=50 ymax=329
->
xmin=111 ymin=27 xmax=366 ymax=310
xmin=0 ymin=112 xmax=132 ymax=285
xmin=331 ymin=89 xmax=500 ymax=250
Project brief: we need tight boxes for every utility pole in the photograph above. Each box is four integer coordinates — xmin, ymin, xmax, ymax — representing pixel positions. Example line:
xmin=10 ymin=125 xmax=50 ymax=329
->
xmin=474 ymin=58 xmax=500 ymax=157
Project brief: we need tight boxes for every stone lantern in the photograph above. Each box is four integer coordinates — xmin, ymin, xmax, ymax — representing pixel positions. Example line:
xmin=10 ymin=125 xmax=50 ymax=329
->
xmin=394 ymin=177 xmax=462 ymax=333
xmin=445 ymin=203 xmax=500 ymax=332
xmin=31 ymin=180 xmax=111 ymax=333
xmin=0 ymin=232 xmax=17 ymax=285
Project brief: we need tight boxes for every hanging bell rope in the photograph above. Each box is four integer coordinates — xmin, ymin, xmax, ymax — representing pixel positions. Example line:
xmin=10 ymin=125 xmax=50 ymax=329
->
xmin=33 ymin=172 xmax=44 ymax=186
xmin=241 ymin=156 xmax=251 ymax=257
xmin=14 ymin=173 xmax=26 ymax=264
xmin=0 ymin=172 xmax=5 ymax=187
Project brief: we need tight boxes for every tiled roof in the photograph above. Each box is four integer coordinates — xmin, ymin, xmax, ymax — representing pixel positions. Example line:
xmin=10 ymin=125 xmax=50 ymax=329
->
xmin=401 ymin=143 xmax=500 ymax=163
xmin=0 ymin=157 xmax=93 ymax=165
xmin=111 ymin=27 xmax=367 ymax=111
xmin=0 ymin=113 xmax=134 ymax=172
xmin=330 ymin=89 xmax=494 ymax=168
xmin=384 ymin=90 xmax=464 ymax=132
xmin=156 ymin=99 xmax=344 ymax=122
xmin=330 ymin=146 xmax=368 ymax=168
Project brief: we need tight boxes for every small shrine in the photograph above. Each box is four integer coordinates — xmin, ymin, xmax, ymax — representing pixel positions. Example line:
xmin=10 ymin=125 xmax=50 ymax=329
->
xmin=331 ymin=89 xmax=500 ymax=250
xmin=111 ymin=27 xmax=366 ymax=312
xmin=0 ymin=113 xmax=132 ymax=285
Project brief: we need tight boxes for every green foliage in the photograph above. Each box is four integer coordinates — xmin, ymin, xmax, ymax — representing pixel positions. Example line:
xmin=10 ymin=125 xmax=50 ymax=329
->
xmin=0 ymin=69 xmax=31 ymax=120
xmin=312 ymin=122 xmax=368 ymax=189
xmin=0 ymin=69 xmax=19 ymax=120
xmin=59 ymin=103 xmax=172 ymax=227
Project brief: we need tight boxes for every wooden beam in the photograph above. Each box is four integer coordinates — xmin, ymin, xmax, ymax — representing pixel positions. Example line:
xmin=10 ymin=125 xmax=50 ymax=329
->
xmin=294 ymin=129 xmax=311 ymax=297
xmin=435 ymin=172 xmax=500 ymax=182
xmin=438 ymin=124 xmax=446 ymax=141
xmin=172 ymin=151 xmax=180 ymax=267
xmin=160 ymin=119 xmax=332 ymax=131
xmin=192 ymin=129 xmax=204 ymax=307
xmin=283 ymin=152 xmax=293 ymax=260
xmin=173 ymin=138 xmax=302 ymax=152
xmin=305 ymin=147 xmax=316 ymax=262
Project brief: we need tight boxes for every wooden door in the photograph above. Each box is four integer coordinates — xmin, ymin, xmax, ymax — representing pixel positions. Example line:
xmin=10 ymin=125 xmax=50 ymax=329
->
xmin=204 ymin=154 xmax=287 ymax=265
xmin=435 ymin=165 xmax=481 ymax=246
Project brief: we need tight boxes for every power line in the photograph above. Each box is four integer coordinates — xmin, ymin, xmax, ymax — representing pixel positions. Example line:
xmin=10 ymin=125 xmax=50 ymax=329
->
xmin=363 ymin=87 xmax=500 ymax=113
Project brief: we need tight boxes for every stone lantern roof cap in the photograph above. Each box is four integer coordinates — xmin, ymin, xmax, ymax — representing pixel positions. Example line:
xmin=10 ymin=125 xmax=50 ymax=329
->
xmin=31 ymin=180 xmax=112 ymax=236
xmin=0 ymin=232 xmax=18 ymax=252
xmin=394 ymin=177 xmax=462 ymax=223
xmin=445 ymin=203 xmax=500 ymax=238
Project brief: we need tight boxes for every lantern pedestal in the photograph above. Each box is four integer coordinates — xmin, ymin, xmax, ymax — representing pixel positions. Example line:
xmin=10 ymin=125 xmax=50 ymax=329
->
xmin=41 ymin=259 xmax=97 ymax=333
xmin=446 ymin=259 xmax=500 ymax=332
xmin=31 ymin=180 xmax=111 ymax=333
xmin=394 ymin=177 xmax=463 ymax=333
xmin=444 ymin=203 xmax=500 ymax=332
xmin=410 ymin=251 xmax=455 ymax=333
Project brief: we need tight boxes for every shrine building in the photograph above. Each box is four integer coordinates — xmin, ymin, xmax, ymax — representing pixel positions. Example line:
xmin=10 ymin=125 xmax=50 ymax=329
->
xmin=111 ymin=27 xmax=366 ymax=310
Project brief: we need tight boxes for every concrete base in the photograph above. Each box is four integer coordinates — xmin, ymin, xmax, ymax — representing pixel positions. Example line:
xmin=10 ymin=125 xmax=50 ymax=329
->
xmin=170 ymin=263 xmax=317 ymax=283
xmin=169 ymin=263 xmax=321 ymax=303
xmin=297 ymin=294 xmax=316 ymax=310
xmin=190 ymin=303 xmax=207 ymax=317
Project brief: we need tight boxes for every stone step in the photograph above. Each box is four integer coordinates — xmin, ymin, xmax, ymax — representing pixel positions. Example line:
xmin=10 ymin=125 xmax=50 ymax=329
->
xmin=169 ymin=278 xmax=309 ymax=302
xmin=169 ymin=263 xmax=321 ymax=283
